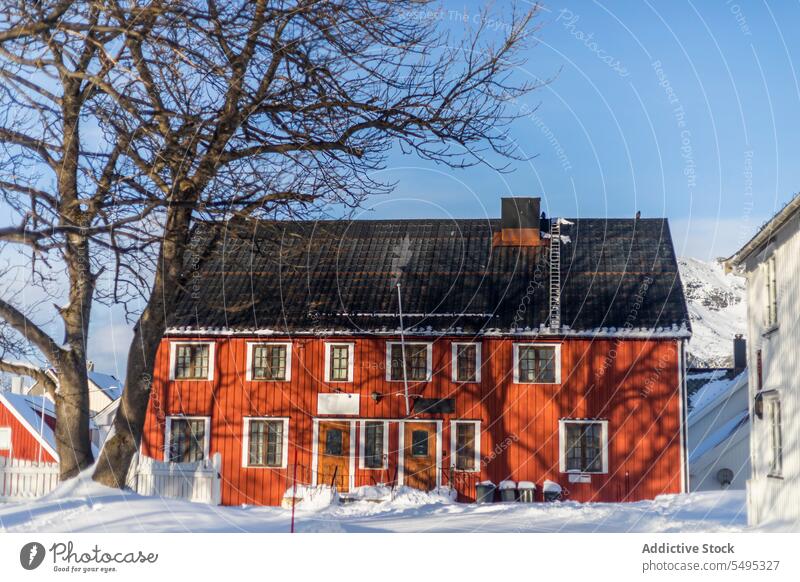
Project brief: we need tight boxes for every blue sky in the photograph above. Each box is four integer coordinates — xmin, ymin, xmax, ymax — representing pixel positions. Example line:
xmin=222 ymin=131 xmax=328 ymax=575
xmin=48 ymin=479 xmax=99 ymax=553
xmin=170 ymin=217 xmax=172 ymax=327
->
xmin=6 ymin=1 xmax=800 ymax=378
xmin=364 ymin=0 xmax=800 ymax=261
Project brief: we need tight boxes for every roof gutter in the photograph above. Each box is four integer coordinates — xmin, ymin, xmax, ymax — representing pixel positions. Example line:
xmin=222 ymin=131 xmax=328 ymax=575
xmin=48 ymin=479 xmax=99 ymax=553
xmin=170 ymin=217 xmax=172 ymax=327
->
xmin=724 ymin=192 xmax=800 ymax=271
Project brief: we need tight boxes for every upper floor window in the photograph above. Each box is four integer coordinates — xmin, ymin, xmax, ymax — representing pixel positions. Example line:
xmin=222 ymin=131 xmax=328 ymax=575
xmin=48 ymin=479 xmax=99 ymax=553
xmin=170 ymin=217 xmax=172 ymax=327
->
xmin=325 ymin=343 xmax=354 ymax=382
xmin=171 ymin=342 xmax=214 ymax=381
xmin=765 ymin=255 xmax=778 ymax=328
xmin=513 ymin=344 xmax=561 ymax=384
xmin=243 ymin=417 xmax=288 ymax=468
xmin=247 ymin=342 xmax=291 ymax=381
xmin=387 ymin=342 xmax=432 ymax=382
xmin=166 ymin=416 xmax=209 ymax=462
xmin=452 ymin=343 xmax=481 ymax=383
xmin=767 ymin=396 xmax=782 ymax=477
xmin=559 ymin=419 xmax=608 ymax=473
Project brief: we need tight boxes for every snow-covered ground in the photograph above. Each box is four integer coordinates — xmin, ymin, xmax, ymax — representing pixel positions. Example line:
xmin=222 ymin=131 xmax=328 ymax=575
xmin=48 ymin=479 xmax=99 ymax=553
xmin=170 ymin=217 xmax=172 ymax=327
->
xmin=0 ymin=472 xmax=754 ymax=533
xmin=678 ymin=257 xmax=747 ymax=368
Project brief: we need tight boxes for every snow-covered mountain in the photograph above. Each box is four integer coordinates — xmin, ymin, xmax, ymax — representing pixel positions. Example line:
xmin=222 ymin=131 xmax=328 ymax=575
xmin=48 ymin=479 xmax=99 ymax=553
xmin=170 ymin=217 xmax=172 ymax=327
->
xmin=679 ymin=257 xmax=747 ymax=368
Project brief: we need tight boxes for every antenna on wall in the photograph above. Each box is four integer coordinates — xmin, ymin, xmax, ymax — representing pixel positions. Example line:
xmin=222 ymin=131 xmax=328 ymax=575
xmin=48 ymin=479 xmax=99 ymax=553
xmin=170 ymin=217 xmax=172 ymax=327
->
xmin=396 ymin=283 xmax=411 ymax=416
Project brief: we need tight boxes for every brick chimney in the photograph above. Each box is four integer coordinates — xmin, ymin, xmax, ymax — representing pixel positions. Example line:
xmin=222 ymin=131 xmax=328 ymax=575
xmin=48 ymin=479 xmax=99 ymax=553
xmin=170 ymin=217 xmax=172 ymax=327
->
xmin=733 ymin=335 xmax=746 ymax=376
xmin=494 ymin=197 xmax=542 ymax=247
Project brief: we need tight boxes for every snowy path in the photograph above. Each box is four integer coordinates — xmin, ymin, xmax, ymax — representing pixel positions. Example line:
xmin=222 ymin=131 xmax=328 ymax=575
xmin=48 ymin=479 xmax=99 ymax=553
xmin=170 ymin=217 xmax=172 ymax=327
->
xmin=0 ymin=475 xmax=749 ymax=533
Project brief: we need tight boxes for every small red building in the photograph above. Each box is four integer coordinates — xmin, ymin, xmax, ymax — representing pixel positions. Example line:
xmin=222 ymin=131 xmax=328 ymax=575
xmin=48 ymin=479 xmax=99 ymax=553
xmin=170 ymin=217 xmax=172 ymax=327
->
xmin=0 ymin=391 xmax=58 ymax=463
xmin=141 ymin=197 xmax=691 ymax=505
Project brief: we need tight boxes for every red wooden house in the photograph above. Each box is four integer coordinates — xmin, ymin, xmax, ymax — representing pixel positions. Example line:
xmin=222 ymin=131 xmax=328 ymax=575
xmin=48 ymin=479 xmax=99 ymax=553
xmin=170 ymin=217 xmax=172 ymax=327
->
xmin=0 ymin=390 xmax=58 ymax=463
xmin=141 ymin=197 xmax=691 ymax=505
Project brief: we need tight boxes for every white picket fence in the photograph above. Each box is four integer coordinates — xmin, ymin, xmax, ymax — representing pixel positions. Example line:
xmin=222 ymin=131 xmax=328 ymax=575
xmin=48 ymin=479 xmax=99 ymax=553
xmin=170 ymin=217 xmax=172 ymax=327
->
xmin=0 ymin=453 xmax=222 ymax=505
xmin=0 ymin=456 xmax=60 ymax=500
xmin=126 ymin=452 xmax=222 ymax=505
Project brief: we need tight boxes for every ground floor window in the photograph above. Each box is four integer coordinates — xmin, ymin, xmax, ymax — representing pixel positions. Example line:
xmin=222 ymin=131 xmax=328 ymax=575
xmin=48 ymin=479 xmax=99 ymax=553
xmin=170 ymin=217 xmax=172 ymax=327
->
xmin=559 ymin=419 xmax=608 ymax=473
xmin=451 ymin=421 xmax=480 ymax=472
xmin=361 ymin=421 xmax=387 ymax=469
xmin=167 ymin=417 xmax=209 ymax=463
xmin=767 ymin=397 xmax=782 ymax=477
xmin=244 ymin=418 xmax=288 ymax=468
xmin=0 ymin=427 xmax=11 ymax=450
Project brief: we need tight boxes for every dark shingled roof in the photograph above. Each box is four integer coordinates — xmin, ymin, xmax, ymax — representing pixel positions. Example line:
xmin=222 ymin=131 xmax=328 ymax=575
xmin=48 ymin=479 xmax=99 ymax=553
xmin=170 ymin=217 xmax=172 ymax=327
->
xmin=167 ymin=217 xmax=690 ymax=336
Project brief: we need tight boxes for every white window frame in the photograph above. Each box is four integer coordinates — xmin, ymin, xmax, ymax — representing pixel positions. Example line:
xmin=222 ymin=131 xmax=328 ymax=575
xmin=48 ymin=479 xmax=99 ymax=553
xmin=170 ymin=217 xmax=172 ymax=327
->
xmin=450 ymin=420 xmax=481 ymax=473
xmin=558 ymin=419 xmax=609 ymax=474
xmin=169 ymin=341 xmax=215 ymax=381
xmin=0 ymin=427 xmax=11 ymax=451
xmin=766 ymin=395 xmax=782 ymax=477
xmin=358 ymin=419 xmax=389 ymax=470
xmin=324 ymin=342 xmax=355 ymax=383
xmin=245 ymin=341 xmax=292 ymax=382
xmin=513 ymin=343 xmax=562 ymax=384
xmin=764 ymin=255 xmax=778 ymax=328
xmin=385 ymin=341 xmax=433 ymax=382
xmin=164 ymin=415 xmax=211 ymax=462
xmin=451 ymin=342 xmax=481 ymax=383
xmin=241 ymin=417 xmax=289 ymax=469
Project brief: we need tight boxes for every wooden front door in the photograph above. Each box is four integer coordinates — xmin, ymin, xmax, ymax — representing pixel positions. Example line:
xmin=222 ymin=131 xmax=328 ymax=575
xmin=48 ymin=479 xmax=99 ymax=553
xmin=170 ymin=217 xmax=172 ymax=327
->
xmin=317 ymin=421 xmax=351 ymax=492
xmin=403 ymin=422 xmax=438 ymax=491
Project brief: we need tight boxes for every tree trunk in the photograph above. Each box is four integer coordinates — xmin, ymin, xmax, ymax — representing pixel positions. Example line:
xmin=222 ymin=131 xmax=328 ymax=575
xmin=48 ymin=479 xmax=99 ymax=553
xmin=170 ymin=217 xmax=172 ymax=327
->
xmin=93 ymin=207 xmax=192 ymax=487
xmin=54 ymin=350 xmax=94 ymax=479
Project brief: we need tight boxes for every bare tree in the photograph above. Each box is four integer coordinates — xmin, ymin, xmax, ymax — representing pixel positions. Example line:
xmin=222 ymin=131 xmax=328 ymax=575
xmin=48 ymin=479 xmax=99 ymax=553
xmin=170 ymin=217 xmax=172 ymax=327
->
xmin=0 ymin=2 xmax=159 ymax=477
xmin=3 ymin=0 xmax=544 ymax=486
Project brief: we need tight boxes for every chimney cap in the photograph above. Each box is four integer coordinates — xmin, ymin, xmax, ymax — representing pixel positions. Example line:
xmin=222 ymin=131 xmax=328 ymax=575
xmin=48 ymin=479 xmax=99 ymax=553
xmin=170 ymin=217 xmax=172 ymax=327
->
xmin=501 ymin=197 xmax=541 ymax=230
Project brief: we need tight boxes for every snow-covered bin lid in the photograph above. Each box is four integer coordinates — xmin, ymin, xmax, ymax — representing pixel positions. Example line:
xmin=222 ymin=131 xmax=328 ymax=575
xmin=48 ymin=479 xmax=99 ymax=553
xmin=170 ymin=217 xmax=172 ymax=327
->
xmin=498 ymin=480 xmax=517 ymax=490
xmin=517 ymin=481 xmax=536 ymax=490
xmin=478 ymin=480 xmax=495 ymax=487
xmin=542 ymin=479 xmax=562 ymax=493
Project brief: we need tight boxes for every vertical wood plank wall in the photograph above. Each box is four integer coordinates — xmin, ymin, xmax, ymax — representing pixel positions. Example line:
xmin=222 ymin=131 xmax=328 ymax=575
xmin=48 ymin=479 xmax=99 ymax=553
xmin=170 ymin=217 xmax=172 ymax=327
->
xmin=0 ymin=405 xmax=57 ymax=463
xmin=141 ymin=336 xmax=683 ymax=506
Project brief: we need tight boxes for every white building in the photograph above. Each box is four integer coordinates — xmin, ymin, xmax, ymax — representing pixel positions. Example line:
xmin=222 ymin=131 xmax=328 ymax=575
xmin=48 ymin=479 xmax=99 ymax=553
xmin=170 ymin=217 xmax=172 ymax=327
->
xmin=726 ymin=193 xmax=800 ymax=527
xmin=687 ymin=364 xmax=749 ymax=491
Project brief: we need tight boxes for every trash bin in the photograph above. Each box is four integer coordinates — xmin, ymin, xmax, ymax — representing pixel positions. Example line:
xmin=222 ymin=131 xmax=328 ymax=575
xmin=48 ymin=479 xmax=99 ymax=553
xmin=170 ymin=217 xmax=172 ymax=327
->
xmin=517 ymin=481 xmax=536 ymax=502
xmin=498 ymin=480 xmax=517 ymax=502
xmin=542 ymin=479 xmax=562 ymax=502
xmin=475 ymin=481 xmax=496 ymax=503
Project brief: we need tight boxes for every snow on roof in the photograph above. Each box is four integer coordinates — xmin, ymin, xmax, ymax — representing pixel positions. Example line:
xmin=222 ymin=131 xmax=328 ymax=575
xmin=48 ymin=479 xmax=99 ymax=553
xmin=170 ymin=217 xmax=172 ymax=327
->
xmin=0 ymin=391 xmax=58 ymax=460
xmin=88 ymin=371 xmax=122 ymax=400
xmin=689 ymin=370 xmax=747 ymax=419
xmin=688 ymin=410 xmax=748 ymax=463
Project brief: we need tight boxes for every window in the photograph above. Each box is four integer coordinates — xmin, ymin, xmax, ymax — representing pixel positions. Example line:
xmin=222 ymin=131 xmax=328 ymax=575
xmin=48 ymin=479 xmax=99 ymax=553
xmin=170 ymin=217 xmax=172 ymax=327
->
xmin=0 ymin=427 xmax=11 ymax=450
xmin=361 ymin=421 xmax=387 ymax=469
xmin=243 ymin=418 xmax=288 ymax=468
xmin=559 ymin=420 xmax=608 ymax=473
xmin=248 ymin=343 xmax=291 ymax=381
xmin=514 ymin=344 xmax=560 ymax=384
xmin=767 ymin=397 xmax=782 ymax=477
xmin=411 ymin=430 xmax=429 ymax=457
xmin=166 ymin=417 xmax=209 ymax=462
xmin=452 ymin=343 xmax=481 ymax=383
xmin=325 ymin=429 xmax=344 ymax=456
xmin=325 ymin=343 xmax=354 ymax=382
xmin=451 ymin=421 xmax=480 ymax=472
xmin=172 ymin=343 xmax=213 ymax=380
xmin=765 ymin=255 xmax=778 ymax=327
xmin=387 ymin=343 xmax=431 ymax=382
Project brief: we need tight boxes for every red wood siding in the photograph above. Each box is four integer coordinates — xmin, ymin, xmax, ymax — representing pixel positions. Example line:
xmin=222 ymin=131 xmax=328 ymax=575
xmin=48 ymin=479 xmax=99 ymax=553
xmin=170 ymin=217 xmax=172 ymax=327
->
xmin=0 ymin=403 xmax=57 ymax=463
xmin=142 ymin=336 xmax=684 ymax=506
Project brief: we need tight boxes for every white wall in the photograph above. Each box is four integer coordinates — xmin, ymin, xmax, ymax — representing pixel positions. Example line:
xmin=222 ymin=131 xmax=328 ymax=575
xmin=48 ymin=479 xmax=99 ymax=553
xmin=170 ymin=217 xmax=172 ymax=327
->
xmin=742 ymin=209 xmax=800 ymax=526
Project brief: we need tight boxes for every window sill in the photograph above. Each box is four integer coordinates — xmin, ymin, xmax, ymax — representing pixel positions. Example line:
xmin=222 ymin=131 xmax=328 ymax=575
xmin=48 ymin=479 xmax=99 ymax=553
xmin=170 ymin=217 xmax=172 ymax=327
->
xmin=762 ymin=325 xmax=779 ymax=338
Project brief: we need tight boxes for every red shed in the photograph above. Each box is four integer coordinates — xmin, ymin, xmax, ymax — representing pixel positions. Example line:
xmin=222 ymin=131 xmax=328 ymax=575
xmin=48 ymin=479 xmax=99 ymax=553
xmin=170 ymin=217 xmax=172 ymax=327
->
xmin=141 ymin=197 xmax=691 ymax=506
xmin=0 ymin=391 xmax=58 ymax=463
